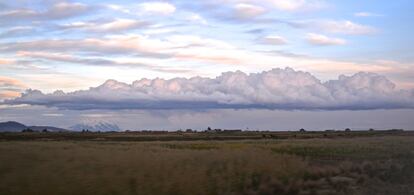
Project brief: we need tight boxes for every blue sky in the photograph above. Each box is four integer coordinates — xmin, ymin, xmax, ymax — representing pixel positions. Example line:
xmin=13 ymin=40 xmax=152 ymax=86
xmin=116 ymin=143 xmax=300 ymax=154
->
xmin=0 ymin=0 xmax=413 ymax=130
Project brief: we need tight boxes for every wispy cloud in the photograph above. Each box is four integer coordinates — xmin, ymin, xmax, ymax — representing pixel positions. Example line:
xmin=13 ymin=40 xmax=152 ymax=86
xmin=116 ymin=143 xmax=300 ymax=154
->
xmin=17 ymin=51 xmax=193 ymax=74
xmin=316 ymin=20 xmax=376 ymax=34
xmin=0 ymin=76 xmax=26 ymax=88
xmin=225 ymin=0 xmax=327 ymax=12
xmin=290 ymin=20 xmax=376 ymax=35
xmin=354 ymin=12 xmax=383 ymax=17
xmin=186 ymin=13 xmax=208 ymax=25
xmin=137 ymin=2 xmax=176 ymax=15
xmin=306 ymin=33 xmax=346 ymax=46
xmin=0 ymin=33 xmax=399 ymax=78
xmin=234 ymin=3 xmax=266 ymax=18
xmin=42 ymin=113 xmax=64 ymax=117
xmin=60 ymin=18 xmax=149 ymax=33
xmin=259 ymin=35 xmax=288 ymax=45
xmin=0 ymin=58 xmax=14 ymax=65
xmin=266 ymin=0 xmax=327 ymax=11
xmin=0 ymin=26 xmax=33 ymax=38
xmin=0 ymin=76 xmax=26 ymax=100
xmin=0 ymin=2 xmax=90 ymax=23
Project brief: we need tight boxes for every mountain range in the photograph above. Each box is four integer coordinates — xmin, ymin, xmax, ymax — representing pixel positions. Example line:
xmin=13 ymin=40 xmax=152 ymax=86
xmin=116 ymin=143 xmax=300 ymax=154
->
xmin=0 ymin=121 xmax=68 ymax=132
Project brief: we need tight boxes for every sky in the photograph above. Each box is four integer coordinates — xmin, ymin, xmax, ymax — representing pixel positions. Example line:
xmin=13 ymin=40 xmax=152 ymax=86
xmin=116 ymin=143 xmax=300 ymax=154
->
xmin=0 ymin=0 xmax=414 ymax=130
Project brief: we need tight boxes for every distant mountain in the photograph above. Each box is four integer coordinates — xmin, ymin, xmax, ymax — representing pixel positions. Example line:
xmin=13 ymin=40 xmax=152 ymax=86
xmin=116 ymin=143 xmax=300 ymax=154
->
xmin=0 ymin=121 xmax=69 ymax=132
xmin=29 ymin=126 xmax=69 ymax=132
xmin=0 ymin=121 xmax=27 ymax=132
xmin=70 ymin=122 xmax=121 ymax=132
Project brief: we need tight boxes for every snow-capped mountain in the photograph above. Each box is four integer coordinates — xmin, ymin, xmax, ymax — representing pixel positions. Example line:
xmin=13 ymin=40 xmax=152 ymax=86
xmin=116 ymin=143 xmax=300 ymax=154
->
xmin=70 ymin=122 xmax=120 ymax=132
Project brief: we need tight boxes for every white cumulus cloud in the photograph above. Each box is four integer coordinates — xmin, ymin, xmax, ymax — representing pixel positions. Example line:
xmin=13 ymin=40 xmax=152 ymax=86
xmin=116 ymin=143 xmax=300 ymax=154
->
xmin=4 ymin=68 xmax=413 ymax=110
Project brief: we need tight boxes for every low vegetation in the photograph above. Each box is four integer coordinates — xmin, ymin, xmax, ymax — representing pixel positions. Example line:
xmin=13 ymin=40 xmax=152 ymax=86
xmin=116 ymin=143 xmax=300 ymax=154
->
xmin=0 ymin=132 xmax=413 ymax=194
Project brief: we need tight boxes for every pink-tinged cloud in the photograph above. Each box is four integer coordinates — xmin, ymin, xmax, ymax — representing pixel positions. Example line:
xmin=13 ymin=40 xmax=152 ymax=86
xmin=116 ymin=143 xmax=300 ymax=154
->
xmin=0 ymin=76 xmax=26 ymax=88
xmin=0 ymin=91 xmax=21 ymax=99
xmin=0 ymin=76 xmax=26 ymax=100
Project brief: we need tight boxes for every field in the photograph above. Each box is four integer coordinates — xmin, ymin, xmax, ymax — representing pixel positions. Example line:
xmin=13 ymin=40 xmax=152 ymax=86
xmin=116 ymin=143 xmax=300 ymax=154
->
xmin=0 ymin=131 xmax=413 ymax=195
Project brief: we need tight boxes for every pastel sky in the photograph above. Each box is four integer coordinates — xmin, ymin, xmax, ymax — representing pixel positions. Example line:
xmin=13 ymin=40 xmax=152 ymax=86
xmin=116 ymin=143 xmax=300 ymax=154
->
xmin=1 ymin=0 xmax=414 ymax=130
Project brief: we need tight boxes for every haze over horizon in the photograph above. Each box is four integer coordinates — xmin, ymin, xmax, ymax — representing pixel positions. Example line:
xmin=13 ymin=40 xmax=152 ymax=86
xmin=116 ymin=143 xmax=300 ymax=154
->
xmin=1 ymin=0 xmax=414 ymax=130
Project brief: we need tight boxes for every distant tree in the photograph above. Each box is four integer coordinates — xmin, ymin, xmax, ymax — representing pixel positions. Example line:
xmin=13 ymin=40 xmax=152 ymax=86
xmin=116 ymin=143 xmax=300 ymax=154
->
xmin=22 ymin=128 xmax=34 ymax=132
xmin=345 ymin=128 xmax=351 ymax=132
xmin=42 ymin=129 xmax=48 ymax=133
xmin=299 ymin=128 xmax=306 ymax=132
xmin=369 ymin=128 xmax=374 ymax=131
xmin=207 ymin=127 xmax=212 ymax=131
xmin=185 ymin=129 xmax=193 ymax=133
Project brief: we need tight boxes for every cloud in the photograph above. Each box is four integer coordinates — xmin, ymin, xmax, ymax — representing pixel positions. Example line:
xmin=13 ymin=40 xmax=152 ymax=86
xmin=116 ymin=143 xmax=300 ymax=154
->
xmin=0 ymin=2 xmax=90 ymax=23
xmin=0 ymin=76 xmax=26 ymax=100
xmin=0 ymin=76 xmax=26 ymax=88
xmin=306 ymin=33 xmax=346 ymax=46
xmin=5 ymin=68 xmax=413 ymax=110
xmin=16 ymin=51 xmax=193 ymax=74
xmin=315 ymin=20 xmax=376 ymax=34
xmin=0 ymin=33 xmax=401 ymax=78
xmin=260 ymin=35 xmax=288 ymax=45
xmin=0 ymin=31 xmax=402 ymax=80
xmin=0 ymin=58 xmax=14 ymax=65
xmin=138 ymin=2 xmax=176 ymax=15
xmin=17 ymin=51 xmax=145 ymax=67
xmin=0 ymin=26 xmax=33 ymax=38
xmin=0 ymin=34 xmax=243 ymax=65
xmin=42 ymin=113 xmax=64 ymax=117
xmin=105 ymin=4 xmax=131 ymax=14
xmin=186 ymin=13 xmax=208 ymax=25
xmin=267 ymin=0 xmax=326 ymax=11
xmin=291 ymin=20 xmax=376 ymax=35
xmin=1 ymin=35 xmax=172 ymax=58
xmin=354 ymin=12 xmax=383 ymax=17
xmin=60 ymin=18 xmax=148 ymax=33
xmin=224 ymin=0 xmax=326 ymax=12
xmin=234 ymin=3 xmax=266 ymax=18
xmin=0 ymin=91 xmax=21 ymax=99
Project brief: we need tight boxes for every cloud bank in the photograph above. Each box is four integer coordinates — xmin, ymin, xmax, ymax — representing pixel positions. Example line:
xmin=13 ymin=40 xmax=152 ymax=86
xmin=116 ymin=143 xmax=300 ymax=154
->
xmin=4 ymin=68 xmax=414 ymax=110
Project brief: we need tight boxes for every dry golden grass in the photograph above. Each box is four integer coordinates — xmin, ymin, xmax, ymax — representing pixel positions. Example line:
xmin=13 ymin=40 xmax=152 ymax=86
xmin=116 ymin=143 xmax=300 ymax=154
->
xmin=0 ymin=136 xmax=413 ymax=195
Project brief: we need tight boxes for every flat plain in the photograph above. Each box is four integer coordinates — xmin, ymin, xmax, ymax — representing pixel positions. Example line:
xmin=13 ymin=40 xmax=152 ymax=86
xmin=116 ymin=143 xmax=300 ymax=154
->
xmin=0 ymin=131 xmax=413 ymax=195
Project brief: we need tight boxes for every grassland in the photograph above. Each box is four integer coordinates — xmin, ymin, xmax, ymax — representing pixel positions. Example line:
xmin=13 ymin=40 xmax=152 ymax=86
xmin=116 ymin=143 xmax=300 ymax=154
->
xmin=0 ymin=131 xmax=413 ymax=195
